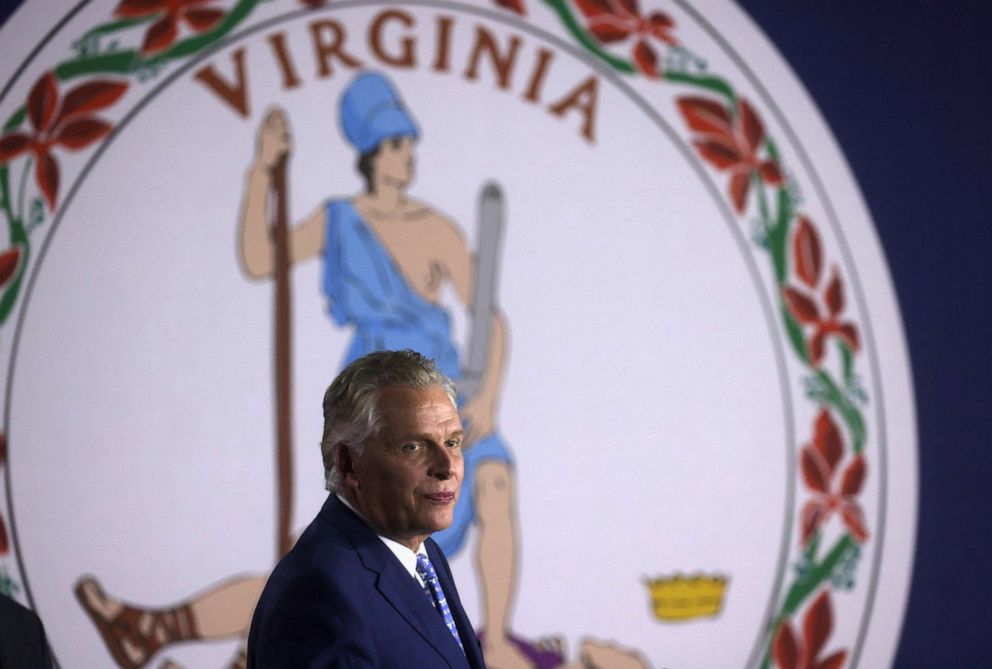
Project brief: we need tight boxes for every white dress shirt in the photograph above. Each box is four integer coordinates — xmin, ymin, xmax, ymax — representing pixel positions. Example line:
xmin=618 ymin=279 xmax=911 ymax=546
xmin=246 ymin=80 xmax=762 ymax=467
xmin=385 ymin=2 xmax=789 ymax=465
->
xmin=336 ymin=493 xmax=428 ymax=587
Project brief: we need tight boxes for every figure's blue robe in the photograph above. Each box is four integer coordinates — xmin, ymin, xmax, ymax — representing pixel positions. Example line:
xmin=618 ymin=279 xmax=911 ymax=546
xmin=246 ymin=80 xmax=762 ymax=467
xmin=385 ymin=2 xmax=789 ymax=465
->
xmin=323 ymin=200 xmax=512 ymax=556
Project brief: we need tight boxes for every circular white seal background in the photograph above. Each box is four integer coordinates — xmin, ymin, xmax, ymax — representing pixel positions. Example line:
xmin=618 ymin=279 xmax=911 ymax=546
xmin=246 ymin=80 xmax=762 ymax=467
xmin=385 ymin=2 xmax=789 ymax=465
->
xmin=0 ymin=2 xmax=915 ymax=668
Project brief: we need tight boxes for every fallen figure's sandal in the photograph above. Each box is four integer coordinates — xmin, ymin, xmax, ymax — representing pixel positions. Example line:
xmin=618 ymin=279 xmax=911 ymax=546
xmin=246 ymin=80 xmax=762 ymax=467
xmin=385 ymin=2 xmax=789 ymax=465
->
xmin=74 ymin=576 xmax=197 ymax=669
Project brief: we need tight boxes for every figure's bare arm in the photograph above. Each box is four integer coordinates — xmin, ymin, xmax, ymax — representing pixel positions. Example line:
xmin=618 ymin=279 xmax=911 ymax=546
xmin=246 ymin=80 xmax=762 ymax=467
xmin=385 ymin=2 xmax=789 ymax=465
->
xmin=467 ymin=310 xmax=507 ymax=440
xmin=238 ymin=107 xmax=324 ymax=279
xmin=440 ymin=216 xmax=507 ymax=443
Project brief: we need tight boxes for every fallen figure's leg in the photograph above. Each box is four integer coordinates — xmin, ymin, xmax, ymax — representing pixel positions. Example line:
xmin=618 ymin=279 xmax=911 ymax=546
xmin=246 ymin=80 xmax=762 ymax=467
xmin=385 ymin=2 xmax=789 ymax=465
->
xmin=75 ymin=574 xmax=264 ymax=669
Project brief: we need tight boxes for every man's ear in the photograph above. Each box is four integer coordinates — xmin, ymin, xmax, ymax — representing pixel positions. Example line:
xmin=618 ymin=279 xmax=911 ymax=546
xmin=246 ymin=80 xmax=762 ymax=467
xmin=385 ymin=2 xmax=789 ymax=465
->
xmin=335 ymin=443 xmax=361 ymax=490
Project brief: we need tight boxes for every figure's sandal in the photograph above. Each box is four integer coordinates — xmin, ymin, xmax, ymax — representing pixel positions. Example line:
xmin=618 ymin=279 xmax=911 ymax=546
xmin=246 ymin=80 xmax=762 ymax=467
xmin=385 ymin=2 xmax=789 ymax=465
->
xmin=74 ymin=576 xmax=198 ymax=669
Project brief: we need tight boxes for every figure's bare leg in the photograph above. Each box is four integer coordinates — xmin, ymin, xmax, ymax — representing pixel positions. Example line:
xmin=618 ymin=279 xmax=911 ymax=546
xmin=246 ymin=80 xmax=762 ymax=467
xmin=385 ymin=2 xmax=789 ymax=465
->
xmin=474 ymin=461 xmax=531 ymax=668
xmin=75 ymin=575 xmax=264 ymax=669
xmin=189 ymin=577 xmax=264 ymax=638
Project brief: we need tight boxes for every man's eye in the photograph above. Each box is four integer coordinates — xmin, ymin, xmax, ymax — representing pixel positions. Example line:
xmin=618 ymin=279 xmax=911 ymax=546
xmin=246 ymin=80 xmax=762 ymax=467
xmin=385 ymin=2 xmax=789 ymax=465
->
xmin=445 ymin=440 xmax=461 ymax=449
xmin=401 ymin=443 xmax=421 ymax=453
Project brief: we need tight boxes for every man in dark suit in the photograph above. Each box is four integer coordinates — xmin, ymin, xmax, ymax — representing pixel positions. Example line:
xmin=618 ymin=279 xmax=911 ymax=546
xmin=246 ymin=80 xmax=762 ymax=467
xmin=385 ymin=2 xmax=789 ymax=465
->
xmin=0 ymin=593 xmax=54 ymax=669
xmin=247 ymin=349 xmax=486 ymax=668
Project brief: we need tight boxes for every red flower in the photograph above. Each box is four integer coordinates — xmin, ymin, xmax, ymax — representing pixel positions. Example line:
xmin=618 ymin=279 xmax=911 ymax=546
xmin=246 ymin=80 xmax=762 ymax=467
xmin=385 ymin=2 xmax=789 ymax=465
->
xmin=574 ymin=0 xmax=677 ymax=78
xmin=0 ymin=73 xmax=128 ymax=210
xmin=773 ymin=590 xmax=848 ymax=669
xmin=677 ymin=95 xmax=783 ymax=213
xmin=0 ymin=248 xmax=20 ymax=289
xmin=782 ymin=217 xmax=860 ymax=366
xmin=114 ymin=0 xmax=226 ymax=55
xmin=799 ymin=408 xmax=868 ymax=546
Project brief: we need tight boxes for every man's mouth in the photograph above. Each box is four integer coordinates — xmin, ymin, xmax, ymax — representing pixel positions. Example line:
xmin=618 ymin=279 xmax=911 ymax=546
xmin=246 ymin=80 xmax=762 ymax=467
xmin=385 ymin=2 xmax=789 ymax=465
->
xmin=424 ymin=491 xmax=456 ymax=503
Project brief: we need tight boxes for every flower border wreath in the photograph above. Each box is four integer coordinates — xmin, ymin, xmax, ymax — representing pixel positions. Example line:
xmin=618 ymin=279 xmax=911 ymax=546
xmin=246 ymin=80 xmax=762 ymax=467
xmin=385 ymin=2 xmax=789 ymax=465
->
xmin=0 ymin=1 xmax=872 ymax=668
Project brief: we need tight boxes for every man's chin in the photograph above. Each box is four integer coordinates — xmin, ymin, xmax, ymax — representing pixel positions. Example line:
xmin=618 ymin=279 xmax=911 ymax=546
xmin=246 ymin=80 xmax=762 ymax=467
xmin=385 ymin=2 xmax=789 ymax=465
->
xmin=424 ymin=514 xmax=455 ymax=535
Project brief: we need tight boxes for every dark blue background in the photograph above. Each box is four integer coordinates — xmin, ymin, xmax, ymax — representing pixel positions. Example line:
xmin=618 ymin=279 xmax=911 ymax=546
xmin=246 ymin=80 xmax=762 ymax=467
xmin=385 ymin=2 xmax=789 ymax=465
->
xmin=2 ymin=2 xmax=990 ymax=667
xmin=738 ymin=3 xmax=992 ymax=667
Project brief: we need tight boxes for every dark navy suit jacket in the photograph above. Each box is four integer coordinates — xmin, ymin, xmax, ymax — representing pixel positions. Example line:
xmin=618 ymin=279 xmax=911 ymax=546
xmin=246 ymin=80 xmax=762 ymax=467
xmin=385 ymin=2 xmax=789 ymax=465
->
xmin=0 ymin=594 xmax=53 ymax=669
xmin=247 ymin=494 xmax=486 ymax=669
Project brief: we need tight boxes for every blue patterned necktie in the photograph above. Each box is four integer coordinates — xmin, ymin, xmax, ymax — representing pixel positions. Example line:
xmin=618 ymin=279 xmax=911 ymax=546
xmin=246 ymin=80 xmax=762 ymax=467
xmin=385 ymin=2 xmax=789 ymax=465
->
xmin=415 ymin=552 xmax=465 ymax=652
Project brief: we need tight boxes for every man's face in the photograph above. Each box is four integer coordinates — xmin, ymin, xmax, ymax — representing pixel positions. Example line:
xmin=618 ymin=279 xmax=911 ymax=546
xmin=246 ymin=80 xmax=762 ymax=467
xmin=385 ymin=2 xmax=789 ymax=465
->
xmin=346 ymin=385 xmax=463 ymax=550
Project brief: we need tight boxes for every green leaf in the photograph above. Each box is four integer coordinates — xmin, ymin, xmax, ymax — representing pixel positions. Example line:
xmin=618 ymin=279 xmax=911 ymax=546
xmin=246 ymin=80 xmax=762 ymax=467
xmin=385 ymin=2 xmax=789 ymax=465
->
xmin=0 ymin=164 xmax=13 ymax=230
xmin=665 ymin=71 xmax=736 ymax=104
xmin=768 ymin=188 xmax=792 ymax=285
xmin=0 ymin=242 xmax=27 ymax=327
xmin=85 ymin=16 xmax=153 ymax=38
xmin=783 ymin=306 xmax=809 ymax=363
xmin=782 ymin=533 xmax=855 ymax=615
xmin=840 ymin=340 xmax=855 ymax=384
xmin=765 ymin=137 xmax=781 ymax=165
xmin=3 ymin=108 xmax=25 ymax=132
xmin=815 ymin=368 xmax=867 ymax=453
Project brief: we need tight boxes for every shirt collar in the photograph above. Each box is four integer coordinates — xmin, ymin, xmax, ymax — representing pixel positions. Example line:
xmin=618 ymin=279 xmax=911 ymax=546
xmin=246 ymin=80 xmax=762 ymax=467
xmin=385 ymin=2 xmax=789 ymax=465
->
xmin=336 ymin=493 xmax=426 ymax=581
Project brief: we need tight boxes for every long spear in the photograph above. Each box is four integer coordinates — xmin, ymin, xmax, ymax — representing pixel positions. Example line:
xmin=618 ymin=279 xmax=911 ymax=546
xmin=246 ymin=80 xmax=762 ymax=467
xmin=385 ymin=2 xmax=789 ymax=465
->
xmin=270 ymin=154 xmax=293 ymax=559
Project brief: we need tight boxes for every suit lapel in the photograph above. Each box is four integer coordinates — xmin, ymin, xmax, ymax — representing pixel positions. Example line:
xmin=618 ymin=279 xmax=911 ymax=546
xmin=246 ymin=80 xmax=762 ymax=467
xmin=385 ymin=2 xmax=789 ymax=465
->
xmin=373 ymin=560 xmax=471 ymax=669
xmin=321 ymin=496 xmax=471 ymax=669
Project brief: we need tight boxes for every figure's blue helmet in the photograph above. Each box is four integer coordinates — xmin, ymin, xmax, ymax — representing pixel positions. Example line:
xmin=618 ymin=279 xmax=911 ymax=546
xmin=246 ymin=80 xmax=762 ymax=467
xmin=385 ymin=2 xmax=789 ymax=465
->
xmin=339 ymin=72 xmax=419 ymax=154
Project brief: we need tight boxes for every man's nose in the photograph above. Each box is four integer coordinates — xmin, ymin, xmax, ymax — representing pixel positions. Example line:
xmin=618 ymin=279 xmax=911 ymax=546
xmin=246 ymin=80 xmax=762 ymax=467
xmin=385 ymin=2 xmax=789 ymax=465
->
xmin=428 ymin=444 xmax=455 ymax=479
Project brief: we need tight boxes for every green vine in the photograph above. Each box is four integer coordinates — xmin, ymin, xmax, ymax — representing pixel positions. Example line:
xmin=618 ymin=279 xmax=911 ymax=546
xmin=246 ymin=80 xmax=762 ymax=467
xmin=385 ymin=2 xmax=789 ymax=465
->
xmin=0 ymin=0 xmax=268 ymax=329
xmin=542 ymin=0 xmax=635 ymax=74
xmin=0 ymin=3 xmax=873 ymax=664
xmin=664 ymin=71 xmax=736 ymax=103
xmin=758 ymin=533 xmax=857 ymax=669
xmin=534 ymin=2 xmax=871 ymax=667
xmin=0 ymin=165 xmax=14 ymax=231
xmin=768 ymin=184 xmax=793 ymax=284
xmin=81 ymin=16 xmax=153 ymax=40
xmin=0 ymin=0 xmax=280 ymax=601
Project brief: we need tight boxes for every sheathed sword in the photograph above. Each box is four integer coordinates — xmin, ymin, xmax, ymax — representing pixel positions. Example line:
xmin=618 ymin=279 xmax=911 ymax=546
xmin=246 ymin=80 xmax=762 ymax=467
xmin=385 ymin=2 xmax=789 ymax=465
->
xmin=460 ymin=181 xmax=504 ymax=400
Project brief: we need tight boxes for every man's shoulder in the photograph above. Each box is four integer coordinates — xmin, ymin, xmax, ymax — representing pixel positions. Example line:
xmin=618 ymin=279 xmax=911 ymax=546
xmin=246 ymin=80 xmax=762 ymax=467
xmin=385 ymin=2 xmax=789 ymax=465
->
xmin=0 ymin=594 xmax=44 ymax=631
xmin=246 ymin=505 xmax=381 ymax=669
xmin=274 ymin=502 xmax=363 ymax=574
xmin=255 ymin=505 xmax=373 ymax=620
xmin=271 ymin=497 xmax=389 ymax=577
xmin=0 ymin=595 xmax=51 ymax=669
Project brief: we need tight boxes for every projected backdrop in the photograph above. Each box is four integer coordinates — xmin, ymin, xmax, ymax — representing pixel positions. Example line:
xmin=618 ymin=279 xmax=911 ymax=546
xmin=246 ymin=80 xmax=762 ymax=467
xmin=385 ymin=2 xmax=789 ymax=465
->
xmin=0 ymin=2 xmax=915 ymax=668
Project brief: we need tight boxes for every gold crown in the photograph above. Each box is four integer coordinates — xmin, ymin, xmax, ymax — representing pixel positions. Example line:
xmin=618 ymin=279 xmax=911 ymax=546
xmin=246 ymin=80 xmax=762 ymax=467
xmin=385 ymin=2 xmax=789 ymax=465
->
xmin=644 ymin=572 xmax=728 ymax=622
